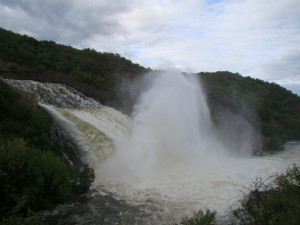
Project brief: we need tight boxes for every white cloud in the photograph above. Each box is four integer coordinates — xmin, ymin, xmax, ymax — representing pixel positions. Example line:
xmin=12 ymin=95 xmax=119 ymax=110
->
xmin=0 ymin=0 xmax=300 ymax=93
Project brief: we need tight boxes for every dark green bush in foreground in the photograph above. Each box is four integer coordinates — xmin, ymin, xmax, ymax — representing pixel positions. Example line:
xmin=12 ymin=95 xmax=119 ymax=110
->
xmin=0 ymin=137 xmax=71 ymax=216
xmin=233 ymin=165 xmax=300 ymax=225
xmin=177 ymin=166 xmax=300 ymax=225
xmin=70 ymin=163 xmax=96 ymax=195
xmin=1 ymin=212 xmax=43 ymax=225
xmin=0 ymin=137 xmax=95 ymax=221
xmin=179 ymin=209 xmax=217 ymax=225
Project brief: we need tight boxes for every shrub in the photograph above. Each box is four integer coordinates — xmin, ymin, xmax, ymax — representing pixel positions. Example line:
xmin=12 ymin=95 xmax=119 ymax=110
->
xmin=0 ymin=137 xmax=71 ymax=216
xmin=233 ymin=165 xmax=300 ymax=225
xmin=179 ymin=209 xmax=217 ymax=225
xmin=1 ymin=213 xmax=43 ymax=225
xmin=70 ymin=164 xmax=95 ymax=195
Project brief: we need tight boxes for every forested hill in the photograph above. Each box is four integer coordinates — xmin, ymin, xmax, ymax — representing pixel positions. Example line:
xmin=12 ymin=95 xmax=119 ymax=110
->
xmin=200 ymin=71 xmax=300 ymax=152
xmin=0 ymin=27 xmax=149 ymax=106
xmin=1 ymin=27 xmax=300 ymax=152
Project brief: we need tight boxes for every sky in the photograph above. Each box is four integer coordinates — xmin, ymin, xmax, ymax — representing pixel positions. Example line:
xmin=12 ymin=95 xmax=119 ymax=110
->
xmin=0 ymin=0 xmax=300 ymax=95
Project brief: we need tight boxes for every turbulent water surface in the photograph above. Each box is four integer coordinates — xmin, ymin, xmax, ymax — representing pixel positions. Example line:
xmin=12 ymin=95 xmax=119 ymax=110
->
xmin=5 ymin=74 xmax=300 ymax=224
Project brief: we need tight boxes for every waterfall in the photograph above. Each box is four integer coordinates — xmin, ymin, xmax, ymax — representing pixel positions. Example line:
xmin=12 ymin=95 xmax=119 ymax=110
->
xmin=5 ymin=79 xmax=103 ymax=109
xmin=5 ymin=74 xmax=300 ymax=224
xmin=100 ymin=71 xmax=232 ymax=178
xmin=5 ymin=79 xmax=131 ymax=165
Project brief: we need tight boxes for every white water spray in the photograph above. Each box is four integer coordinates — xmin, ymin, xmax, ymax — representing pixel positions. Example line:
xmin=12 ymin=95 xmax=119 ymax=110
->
xmin=5 ymin=75 xmax=300 ymax=224
xmin=95 ymin=71 xmax=300 ymax=223
xmin=100 ymin=71 xmax=232 ymax=178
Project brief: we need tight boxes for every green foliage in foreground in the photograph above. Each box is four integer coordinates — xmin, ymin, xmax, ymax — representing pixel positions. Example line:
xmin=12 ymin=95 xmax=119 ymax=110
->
xmin=2 ymin=166 xmax=300 ymax=225
xmin=0 ymin=137 xmax=70 ymax=215
xmin=0 ymin=136 xmax=95 ymax=219
xmin=177 ymin=166 xmax=300 ymax=225
xmin=1 ymin=212 xmax=43 ymax=225
xmin=233 ymin=165 xmax=300 ymax=225
xmin=179 ymin=209 xmax=217 ymax=225
xmin=0 ymin=81 xmax=95 ymax=221
xmin=70 ymin=164 xmax=96 ymax=195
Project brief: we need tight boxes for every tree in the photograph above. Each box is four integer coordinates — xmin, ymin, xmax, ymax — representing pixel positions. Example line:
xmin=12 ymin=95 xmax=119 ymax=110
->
xmin=70 ymin=164 xmax=95 ymax=195
xmin=0 ymin=137 xmax=71 ymax=216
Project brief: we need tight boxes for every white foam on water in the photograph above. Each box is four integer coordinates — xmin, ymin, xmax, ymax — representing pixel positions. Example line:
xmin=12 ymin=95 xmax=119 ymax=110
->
xmin=6 ymin=76 xmax=300 ymax=224
xmin=93 ymin=72 xmax=300 ymax=223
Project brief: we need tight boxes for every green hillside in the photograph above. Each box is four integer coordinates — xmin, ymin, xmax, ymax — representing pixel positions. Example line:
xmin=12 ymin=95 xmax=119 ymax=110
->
xmin=0 ymin=27 xmax=149 ymax=106
xmin=200 ymin=71 xmax=300 ymax=152
xmin=1 ymin=27 xmax=299 ymax=152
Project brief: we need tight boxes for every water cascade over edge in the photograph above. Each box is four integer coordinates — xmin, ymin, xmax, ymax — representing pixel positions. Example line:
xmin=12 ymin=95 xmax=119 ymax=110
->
xmin=100 ymin=71 xmax=235 ymax=177
xmin=5 ymin=73 xmax=300 ymax=224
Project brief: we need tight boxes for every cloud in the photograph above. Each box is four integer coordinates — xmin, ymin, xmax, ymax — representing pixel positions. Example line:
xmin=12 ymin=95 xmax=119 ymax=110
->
xmin=0 ymin=0 xmax=130 ymax=44
xmin=0 ymin=0 xmax=299 ymax=92
xmin=262 ymin=51 xmax=300 ymax=80
xmin=263 ymin=51 xmax=300 ymax=95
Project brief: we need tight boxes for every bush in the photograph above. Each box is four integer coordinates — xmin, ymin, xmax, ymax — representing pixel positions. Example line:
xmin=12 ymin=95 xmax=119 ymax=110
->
xmin=0 ymin=137 xmax=71 ymax=216
xmin=1 ymin=213 xmax=43 ymax=225
xmin=179 ymin=209 xmax=217 ymax=225
xmin=233 ymin=165 xmax=300 ymax=225
xmin=70 ymin=163 xmax=95 ymax=195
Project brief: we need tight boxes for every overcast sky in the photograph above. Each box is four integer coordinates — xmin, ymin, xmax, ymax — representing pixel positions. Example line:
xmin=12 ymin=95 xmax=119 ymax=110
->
xmin=1 ymin=0 xmax=300 ymax=94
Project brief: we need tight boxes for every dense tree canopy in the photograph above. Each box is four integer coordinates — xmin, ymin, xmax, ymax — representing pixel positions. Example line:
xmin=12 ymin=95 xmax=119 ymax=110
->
xmin=200 ymin=71 xmax=300 ymax=152
xmin=0 ymin=27 xmax=149 ymax=105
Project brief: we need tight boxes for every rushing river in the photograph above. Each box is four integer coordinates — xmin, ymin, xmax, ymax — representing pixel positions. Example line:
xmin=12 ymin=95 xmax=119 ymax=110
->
xmin=5 ymin=73 xmax=300 ymax=224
